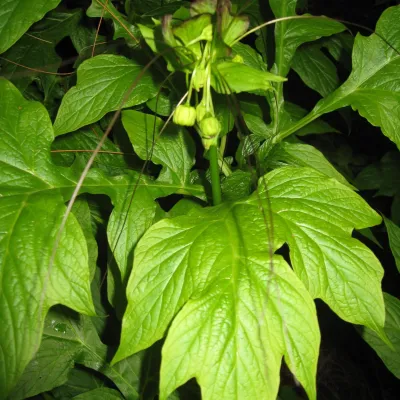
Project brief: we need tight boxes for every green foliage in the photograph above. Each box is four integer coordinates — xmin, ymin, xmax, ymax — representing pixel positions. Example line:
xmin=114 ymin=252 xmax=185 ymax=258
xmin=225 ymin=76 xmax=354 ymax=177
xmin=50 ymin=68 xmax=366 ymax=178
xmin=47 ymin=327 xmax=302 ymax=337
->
xmin=0 ymin=0 xmax=62 ymax=53
xmin=362 ymin=293 xmax=400 ymax=379
xmin=0 ymin=0 xmax=399 ymax=399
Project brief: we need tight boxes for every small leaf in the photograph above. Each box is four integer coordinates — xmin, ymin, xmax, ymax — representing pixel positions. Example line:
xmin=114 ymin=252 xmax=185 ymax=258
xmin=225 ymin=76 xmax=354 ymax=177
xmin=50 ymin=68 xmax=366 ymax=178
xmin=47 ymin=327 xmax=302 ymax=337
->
xmin=122 ymin=110 xmax=197 ymax=187
xmin=173 ymin=14 xmax=212 ymax=46
xmin=51 ymin=368 xmax=106 ymax=399
xmin=292 ymin=44 xmax=340 ymax=97
xmin=87 ymin=0 xmax=140 ymax=47
xmin=0 ymin=0 xmax=61 ymax=54
xmin=284 ymin=102 xmax=339 ymax=136
xmin=384 ymin=217 xmax=400 ymax=273
xmin=232 ymin=42 xmax=268 ymax=71
xmin=73 ymin=388 xmax=124 ymax=399
xmin=212 ymin=61 xmax=286 ymax=94
xmin=221 ymin=170 xmax=252 ymax=201
xmin=362 ymin=293 xmax=400 ymax=378
xmin=0 ymin=9 xmax=81 ymax=92
xmin=53 ymin=55 xmax=158 ymax=135
xmin=268 ymin=141 xmax=354 ymax=188
xmin=220 ymin=11 xmax=249 ymax=47
xmin=51 ymin=126 xmax=128 ymax=174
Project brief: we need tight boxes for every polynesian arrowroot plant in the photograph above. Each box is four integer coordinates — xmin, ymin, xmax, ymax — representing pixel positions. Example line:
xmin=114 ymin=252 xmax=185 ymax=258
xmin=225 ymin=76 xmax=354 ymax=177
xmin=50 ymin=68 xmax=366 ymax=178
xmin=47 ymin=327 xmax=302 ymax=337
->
xmin=1 ymin=0 xmax=400 ymax=399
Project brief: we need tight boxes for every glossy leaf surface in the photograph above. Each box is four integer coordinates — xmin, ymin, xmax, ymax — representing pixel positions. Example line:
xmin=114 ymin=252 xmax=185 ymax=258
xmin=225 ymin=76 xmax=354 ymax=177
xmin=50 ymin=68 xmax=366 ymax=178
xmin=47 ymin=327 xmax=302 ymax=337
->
xmin=0 ymin=80 xmax=95 ymax=396
xmin=114 ymin=166 xmax=385 ymax=399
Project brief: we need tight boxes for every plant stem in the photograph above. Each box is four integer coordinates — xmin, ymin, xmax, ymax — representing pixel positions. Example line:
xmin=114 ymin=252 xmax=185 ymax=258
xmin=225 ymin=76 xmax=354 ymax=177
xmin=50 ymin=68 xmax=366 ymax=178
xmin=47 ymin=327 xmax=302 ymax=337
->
xmin=209 ymin=145 xmax=222 ymax=206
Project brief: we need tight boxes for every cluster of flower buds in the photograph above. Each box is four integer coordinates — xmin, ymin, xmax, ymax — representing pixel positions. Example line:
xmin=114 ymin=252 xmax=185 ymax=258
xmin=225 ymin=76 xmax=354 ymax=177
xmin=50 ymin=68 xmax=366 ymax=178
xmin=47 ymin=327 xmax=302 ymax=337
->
xmin=173 ymin=100 xmax=221 ymax=149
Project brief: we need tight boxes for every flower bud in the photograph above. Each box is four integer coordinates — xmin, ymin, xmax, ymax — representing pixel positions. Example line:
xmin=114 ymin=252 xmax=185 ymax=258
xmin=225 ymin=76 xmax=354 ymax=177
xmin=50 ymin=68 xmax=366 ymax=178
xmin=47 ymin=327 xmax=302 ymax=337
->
xmin=192 ymin=67 xmax=206 ymax=91
xmin=196 ymin=102 xmax=207 ymax=122
xmin=200 ymin=116 xmax=221 ymax=138
xmin=173 ymin=104 xmax=196 ymax=126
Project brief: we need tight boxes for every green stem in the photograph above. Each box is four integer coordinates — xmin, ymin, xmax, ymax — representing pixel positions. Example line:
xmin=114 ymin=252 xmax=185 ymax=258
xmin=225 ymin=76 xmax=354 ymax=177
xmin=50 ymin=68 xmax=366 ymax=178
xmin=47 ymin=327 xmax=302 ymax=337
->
xmin=273 ymin=110 xmax=319 ymax=144
xmin=209 ymin=145 xmax=222 ymax=206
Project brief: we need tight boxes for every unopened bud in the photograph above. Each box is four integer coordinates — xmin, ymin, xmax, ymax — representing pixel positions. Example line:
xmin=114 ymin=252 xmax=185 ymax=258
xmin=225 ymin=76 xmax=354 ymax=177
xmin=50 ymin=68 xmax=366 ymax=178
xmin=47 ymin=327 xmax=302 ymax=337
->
xmin=200 ymin=116 xmax=221 ymax=138
xmin=173 ymin=104 xmax=196 ymax=126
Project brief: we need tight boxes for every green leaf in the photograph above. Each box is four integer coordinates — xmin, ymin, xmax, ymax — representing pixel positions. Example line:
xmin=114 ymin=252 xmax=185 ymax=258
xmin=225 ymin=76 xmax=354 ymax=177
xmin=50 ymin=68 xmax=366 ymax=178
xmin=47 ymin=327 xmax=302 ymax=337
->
xmin=362 ymin=293 xmax=400 ymax=378
xmin=269 ymin=0 xmax=345 ymax=132
xmin=0 ymin=79 xmax=95 ymax=396
xmin=122 ymin=110 xmax=197 ymax=187
xmin=268 ymin=141 xmax=354 ymax=188
xmin=70 ymin=199 xmax=98 ymax=281
xmin=221 ymin=170 xmax=252 ymax=201
xmin=173 ymin=14 xmax=212 ymax=47
xmin=232 ymin=42 xmax=268 ymax=72
xmin=73 ymin=388 xmax=124 ymax=399
xmin=291 ymin=43 xmax=339 ymax=97
xmin=284 ymin=102 xmax=339 ymax=136
xmin=114 ymin=201 xmax=320 ymax=399
xmin=220 ymin=3 xmax=249 ymax=47
xmin=167 ymin=199 xmax=203 ymax=218
xmin=267 ymin=168 xmax=385 ymax=333
xmin=11 ymin=307 xmax=142 ymax=400
xmin=147 ymin=90 xmax=176 ymax=117
xmin=212 ymin=61 xmax=286 ymax=94
xmin=269 ymin=0 xmax=345 ymax=78
xmin=159 ymin=256 xmax=317 ymax=400
xmin=0 ymin=0 xmax=61 ymax=54
xmin=51 ymin=368 xmax=106 ymax=399
xmin=287 ymin=6 xmax=400 ymax=148
xmin=127 ymin=0 xmax=184 ymax=17
xmin=87 ymin=0 xmax=140 ymax=47
xmin=53 ymin=55 xmax=158 ymax=136
xmin=51 ymin=126 xmax=129 ymax=174
xmin=114 ymin=166 xmax=385 ymax=399
xmin=384 ymin=217 xmax=400 ymax=273
xmin=355 ymin=152 xmax=400 ymax=197
xmin=97 ymin=111 xmax=204 ymax=287
xmin=0 ymin=9 xmax=81 ymax=93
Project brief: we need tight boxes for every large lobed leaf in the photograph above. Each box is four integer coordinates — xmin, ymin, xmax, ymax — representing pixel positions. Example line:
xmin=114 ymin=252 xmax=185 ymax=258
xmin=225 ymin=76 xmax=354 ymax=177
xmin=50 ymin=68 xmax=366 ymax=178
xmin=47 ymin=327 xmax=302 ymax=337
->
xmin=0 ymin=0 xmax=61 ymax=54
xmin=0 ymin=79 xmax=95 ymax=395
xmin=114 ymin=166 xmax=385 ymax=399
xmin=114 ymin=198 xmax=320 ymax=400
